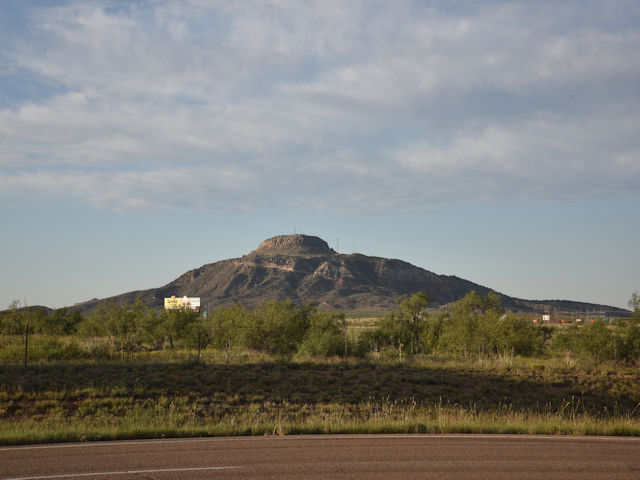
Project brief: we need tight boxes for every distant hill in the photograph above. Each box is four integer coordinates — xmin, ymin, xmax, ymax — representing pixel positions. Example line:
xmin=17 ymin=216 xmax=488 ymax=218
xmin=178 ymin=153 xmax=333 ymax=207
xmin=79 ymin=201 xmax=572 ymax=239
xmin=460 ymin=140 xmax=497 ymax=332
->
xmin=69 ymin=234 xmax=629 ymax=317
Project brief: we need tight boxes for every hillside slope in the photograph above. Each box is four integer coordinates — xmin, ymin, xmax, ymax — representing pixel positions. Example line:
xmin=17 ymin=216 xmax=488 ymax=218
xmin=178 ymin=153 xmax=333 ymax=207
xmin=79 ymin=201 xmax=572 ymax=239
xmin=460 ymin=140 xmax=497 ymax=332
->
xmin=72 ymin=235 xmax=628 ymax=315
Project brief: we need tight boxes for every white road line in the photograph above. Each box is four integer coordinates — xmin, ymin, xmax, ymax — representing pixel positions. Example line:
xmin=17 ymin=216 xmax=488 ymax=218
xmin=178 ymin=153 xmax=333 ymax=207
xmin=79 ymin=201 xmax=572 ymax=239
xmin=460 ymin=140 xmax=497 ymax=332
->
xmin=3 ymin=466 xmax=239 ymax=480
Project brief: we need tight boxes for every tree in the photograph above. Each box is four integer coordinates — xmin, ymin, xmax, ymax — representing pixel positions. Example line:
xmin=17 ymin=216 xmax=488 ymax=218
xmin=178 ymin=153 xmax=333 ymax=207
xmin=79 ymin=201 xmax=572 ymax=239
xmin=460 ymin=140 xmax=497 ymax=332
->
xmin=579 ymin=318 xmax=612 ymax=365
xmin=376 ymin=312 xmax=413 ymax=359
xmin=87 ymin=300 xmax=148 ymax=352
xmin=298 ymin=311 xmax=345 ymax=357
xmin=397 ymin=292 xmax=429 ymax=354
xmin=1 ymin=300 xmax=31 ymax=365
xmin=420 ymin=311 xmax=445 ymax=355
xmin=206 ymin=304 xmax=248 ymax=360
xmin=140 ymin=308 xmax=164 ymax=349
xmin=374 ymin=292 xmax=430 ymax=357
xmin=353 ymin=327 xmax=387 ymax=358
xmin=495 ymin=314 xmax=541 ymax=357
xmin=159 ymin=307 xmax=200 ymax=349
xmin=40 ymin=308 xmax=83 ymax=335
xmin=0 ymin=300 xmax=26 ymax=335
xmin=615 ymin=291 xmax=640 ymax=365
xmin=629 ymin=291 xmax=640 ymax=321
xmin=244 ymin=300 xmax=313 ymax=360
xmin=615 ymin=318 xmax=640 ymax=366
xmin=438 ymin=291 xmax=503 ymax=361
xmin=551 ymin=324 xmax=580 ymax=361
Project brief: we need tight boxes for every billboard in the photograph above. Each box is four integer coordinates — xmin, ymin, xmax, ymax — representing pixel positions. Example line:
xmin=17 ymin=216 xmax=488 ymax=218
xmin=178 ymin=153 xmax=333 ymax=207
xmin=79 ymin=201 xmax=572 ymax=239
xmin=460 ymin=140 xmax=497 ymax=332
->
xmin=164 ymin=296 xmax=201 ymax=311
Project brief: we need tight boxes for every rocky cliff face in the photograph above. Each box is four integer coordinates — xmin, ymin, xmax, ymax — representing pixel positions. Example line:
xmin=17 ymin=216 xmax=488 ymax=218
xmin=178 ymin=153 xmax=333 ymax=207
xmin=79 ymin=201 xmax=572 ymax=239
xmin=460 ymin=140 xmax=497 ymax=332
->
xmin=254 ymin=234 xmax=335 ymax=256
xmin=71 ymin=235 xmax=629 ymax=315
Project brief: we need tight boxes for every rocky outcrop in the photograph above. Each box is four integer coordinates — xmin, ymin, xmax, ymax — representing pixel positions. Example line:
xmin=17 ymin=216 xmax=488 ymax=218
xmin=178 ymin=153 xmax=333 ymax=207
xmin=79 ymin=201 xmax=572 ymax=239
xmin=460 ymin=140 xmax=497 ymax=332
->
xmin=254 ymin=234 xmax=335 ymax=256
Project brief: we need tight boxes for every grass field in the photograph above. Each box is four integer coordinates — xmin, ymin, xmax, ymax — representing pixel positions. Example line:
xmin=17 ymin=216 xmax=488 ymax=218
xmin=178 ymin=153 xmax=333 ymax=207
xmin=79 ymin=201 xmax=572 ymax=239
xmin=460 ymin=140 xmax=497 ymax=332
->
xmin=1 ymin=357 xmax=639 ymax=445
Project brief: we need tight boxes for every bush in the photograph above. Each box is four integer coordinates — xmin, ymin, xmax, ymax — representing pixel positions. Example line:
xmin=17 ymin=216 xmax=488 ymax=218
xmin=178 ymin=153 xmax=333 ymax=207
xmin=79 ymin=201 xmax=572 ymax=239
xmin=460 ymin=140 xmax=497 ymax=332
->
xmin=39 ymin=338 xmax=87 ymax=361
xmin=244 ymin=300 xmax=313 ymax=360
xmin=298 ymin=312 xmax=345 ymax=357
xmin=578 ymin=319 xmax=612 ymax=364
xmin=352 ymin=329 xmax=386 ymax=358
xmin=0 ymin=335 xmax=90 ymax=363
xmin=206 ymin=304 xmax=248 ymax=351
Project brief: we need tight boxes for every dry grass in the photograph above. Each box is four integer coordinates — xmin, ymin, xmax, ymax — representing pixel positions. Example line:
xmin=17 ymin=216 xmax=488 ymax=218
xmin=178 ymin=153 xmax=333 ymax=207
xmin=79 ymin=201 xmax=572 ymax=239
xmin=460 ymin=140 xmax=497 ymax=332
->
xmin=1 ymin=359 xmax=638 ymax=445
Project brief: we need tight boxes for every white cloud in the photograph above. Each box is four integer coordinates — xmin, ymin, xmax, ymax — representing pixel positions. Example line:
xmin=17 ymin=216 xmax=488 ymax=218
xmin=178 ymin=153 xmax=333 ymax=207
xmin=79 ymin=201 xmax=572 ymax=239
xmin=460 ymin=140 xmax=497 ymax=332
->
xmin=1 ymin=1 xmax=639 ymax=213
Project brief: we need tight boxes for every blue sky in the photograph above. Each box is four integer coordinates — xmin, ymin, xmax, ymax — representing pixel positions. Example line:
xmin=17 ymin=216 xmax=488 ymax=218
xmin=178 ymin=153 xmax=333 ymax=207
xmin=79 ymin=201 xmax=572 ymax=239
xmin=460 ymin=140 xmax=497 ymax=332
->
xmin=1 ymin=0 xmax=639 ymax=310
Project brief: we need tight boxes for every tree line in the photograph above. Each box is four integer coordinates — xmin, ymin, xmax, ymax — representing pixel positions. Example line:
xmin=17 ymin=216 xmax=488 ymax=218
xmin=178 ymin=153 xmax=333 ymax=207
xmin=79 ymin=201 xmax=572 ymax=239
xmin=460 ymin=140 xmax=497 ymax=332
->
xmin=1 ymin=291 xmax=639 ymax=365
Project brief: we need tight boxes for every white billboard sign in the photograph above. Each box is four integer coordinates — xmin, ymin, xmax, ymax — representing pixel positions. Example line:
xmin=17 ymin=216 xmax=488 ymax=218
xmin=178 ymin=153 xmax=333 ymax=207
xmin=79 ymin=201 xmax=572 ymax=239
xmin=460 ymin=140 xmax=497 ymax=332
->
xmin=164 ymin=296 xmax=201 ymax=311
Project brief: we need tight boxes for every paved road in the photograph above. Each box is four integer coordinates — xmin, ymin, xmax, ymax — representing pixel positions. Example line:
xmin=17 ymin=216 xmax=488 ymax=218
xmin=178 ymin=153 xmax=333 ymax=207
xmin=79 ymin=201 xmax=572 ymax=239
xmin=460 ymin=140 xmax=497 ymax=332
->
xmin=1 ymin=435 xmax=639 ymax=480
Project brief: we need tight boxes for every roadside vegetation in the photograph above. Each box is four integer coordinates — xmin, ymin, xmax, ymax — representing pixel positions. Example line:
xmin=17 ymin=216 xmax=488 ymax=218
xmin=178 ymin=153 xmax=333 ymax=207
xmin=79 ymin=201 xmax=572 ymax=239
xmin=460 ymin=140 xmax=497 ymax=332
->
xmin=0 ymin=291 xmax=639 ymax=444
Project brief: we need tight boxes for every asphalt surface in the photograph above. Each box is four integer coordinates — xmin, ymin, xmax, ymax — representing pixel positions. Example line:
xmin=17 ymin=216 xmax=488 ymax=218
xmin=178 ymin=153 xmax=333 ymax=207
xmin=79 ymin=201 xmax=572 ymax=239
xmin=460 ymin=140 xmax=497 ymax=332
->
xmin=1 ymin=435 xmax=639 ymax=480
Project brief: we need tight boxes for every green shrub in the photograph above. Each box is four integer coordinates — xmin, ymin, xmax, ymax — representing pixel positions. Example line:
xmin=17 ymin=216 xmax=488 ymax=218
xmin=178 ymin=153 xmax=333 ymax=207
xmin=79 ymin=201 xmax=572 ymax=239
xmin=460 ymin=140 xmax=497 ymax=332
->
xmin=298 ymin=312 xmax=345 ymax=357
xmin=244 ymin=300 xmax=313 ymax=360
xmin=39 ymin=338 xmax=86 ymax=361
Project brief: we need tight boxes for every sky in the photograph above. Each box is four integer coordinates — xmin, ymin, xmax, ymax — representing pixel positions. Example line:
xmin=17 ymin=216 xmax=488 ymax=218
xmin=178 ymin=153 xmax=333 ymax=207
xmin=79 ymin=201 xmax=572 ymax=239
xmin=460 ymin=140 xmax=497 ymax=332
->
xmin=1 ymin=0 xmax=639 ymax=310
